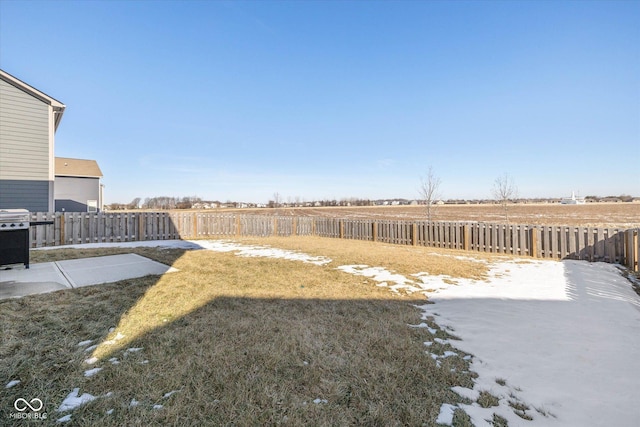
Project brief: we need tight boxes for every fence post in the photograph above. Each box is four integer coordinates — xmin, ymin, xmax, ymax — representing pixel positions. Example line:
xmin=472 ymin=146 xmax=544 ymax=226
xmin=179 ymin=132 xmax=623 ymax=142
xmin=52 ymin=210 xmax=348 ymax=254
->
xmin=372 ymin=222 xmax=378 ymax=242
xmin=339 ymin=220 xmax=344 ymax=239
xmin=635 ymin=229 xmax=639 ymax=272
xmin=236 ymin=216 xmax=241 ymax=237
xmin=273 ymin=217 xmax=278 ymax=236
xmin=463 ymin=224 xmax=470 ymax=251
xmin=59 ymin=214 xmax=65 ymax=246
xmin=628 ymin=229 xmax=639 ymax=272
xmin=192 ymin=213 xmax=198 ymax=238
xmin=292 ymin=217 xmax=297 ymax=236
xmin=412 ymin=223 xmax=417 ymax=246
xmin=530 ymin=227 xmax=539 ymax=258
xmin=137 ymin=214 xmax=144 ymax=241
xmin=625 ymin=229 xmax=631 ymax=268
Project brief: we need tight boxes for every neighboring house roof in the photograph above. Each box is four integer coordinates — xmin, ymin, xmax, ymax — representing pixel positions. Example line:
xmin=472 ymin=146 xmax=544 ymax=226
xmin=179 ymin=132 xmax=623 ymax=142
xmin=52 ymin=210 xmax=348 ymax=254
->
xmin=55 ymin=157 xmax=103 ymax=178
xmin=0 ymin=69 xmax=66 ymax=130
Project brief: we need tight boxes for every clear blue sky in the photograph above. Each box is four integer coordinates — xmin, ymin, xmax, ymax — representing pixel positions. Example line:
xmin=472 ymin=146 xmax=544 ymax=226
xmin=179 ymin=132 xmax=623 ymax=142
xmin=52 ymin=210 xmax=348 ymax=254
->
xmin=1 ymin=0 xmax=638 ymax=204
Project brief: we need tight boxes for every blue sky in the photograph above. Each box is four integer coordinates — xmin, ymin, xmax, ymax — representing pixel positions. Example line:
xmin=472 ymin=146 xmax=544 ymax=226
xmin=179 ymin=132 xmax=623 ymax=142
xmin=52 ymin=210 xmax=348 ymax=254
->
xmin=1 ymin=0 xmax=638 ymax=204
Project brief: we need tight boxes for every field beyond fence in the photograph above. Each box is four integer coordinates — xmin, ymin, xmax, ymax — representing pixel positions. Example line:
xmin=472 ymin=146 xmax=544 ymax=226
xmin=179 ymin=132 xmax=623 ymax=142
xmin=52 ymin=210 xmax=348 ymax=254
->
xmin=28 ymin=212 xmax=640 ymax=272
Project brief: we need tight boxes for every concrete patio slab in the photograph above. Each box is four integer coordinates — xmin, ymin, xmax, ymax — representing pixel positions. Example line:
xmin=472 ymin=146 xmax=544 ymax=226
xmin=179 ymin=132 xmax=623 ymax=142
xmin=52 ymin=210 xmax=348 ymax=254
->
xmin=0 ymin=254 xmax=178 ymax=300
xmin=0 ymin=262 xmax=70 ymax=287
xmin=0 ymin=280 xmax=70 ymax=299
xmin=56 ymin=253 xmax=178 ymax=288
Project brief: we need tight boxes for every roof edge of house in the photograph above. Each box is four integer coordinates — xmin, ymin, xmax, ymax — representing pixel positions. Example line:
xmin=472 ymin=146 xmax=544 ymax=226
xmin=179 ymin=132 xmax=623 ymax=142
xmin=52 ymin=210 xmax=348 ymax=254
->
xmin=0 ymin=69 xmax=66 ymax=130
xmin=55 ymin=157 xmax=103 ymax=178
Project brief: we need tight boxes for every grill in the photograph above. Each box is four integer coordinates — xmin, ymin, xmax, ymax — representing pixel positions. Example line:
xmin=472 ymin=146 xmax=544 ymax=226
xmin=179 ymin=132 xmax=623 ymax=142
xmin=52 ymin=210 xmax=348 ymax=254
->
xmin=0 ymin=209 xmax=30 ymax=269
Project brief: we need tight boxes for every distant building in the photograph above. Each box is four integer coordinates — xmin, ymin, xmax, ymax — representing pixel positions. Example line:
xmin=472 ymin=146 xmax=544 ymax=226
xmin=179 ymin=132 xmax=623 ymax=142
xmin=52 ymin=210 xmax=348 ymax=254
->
xmin=54 ymin=157 xmax=104 ymax=212
xmin=561 ymin=191 xmax=586 ymax=205
xmin=192 ymin=202 xmax=219 ymax=209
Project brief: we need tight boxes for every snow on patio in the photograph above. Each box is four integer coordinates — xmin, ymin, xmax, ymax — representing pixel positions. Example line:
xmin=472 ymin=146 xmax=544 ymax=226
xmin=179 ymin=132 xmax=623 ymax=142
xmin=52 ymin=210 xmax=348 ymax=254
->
xmin=35 ymin=240 xmax=640 ymax=425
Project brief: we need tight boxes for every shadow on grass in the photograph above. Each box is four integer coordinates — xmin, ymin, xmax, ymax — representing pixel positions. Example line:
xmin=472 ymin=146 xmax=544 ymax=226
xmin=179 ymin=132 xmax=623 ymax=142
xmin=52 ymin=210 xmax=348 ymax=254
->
xmin=0 ymin=242 xmax=475 ymax=426
xmin=1 ymin=294 xmax=474 ymax=426
xmin=0 ymin=247 xmax=188 ymax=421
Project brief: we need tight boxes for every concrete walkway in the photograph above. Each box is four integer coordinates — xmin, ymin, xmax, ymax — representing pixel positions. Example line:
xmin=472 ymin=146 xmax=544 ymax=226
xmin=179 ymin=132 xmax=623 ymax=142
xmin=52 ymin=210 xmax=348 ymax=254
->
xmin=0 ymin=254 xmax=178 ymax=300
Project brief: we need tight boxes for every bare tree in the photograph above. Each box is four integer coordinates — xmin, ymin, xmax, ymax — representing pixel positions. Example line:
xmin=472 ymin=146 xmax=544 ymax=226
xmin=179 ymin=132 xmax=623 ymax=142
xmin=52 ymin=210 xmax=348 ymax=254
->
xmin=492 ymin=173 xmax=518 ymax=222
xmin=419 ymin=166 xmax=442 ymax=222
xmin=127 ymin=197 xmax=141 ymax=210
xmin=272 ymin=192 xmax=281 ymax=208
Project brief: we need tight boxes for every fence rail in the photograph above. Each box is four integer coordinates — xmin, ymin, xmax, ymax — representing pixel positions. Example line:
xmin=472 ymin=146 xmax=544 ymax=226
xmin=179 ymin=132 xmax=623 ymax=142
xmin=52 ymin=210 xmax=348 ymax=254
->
xmin=27 ymin=212 xmax=640 ymax=272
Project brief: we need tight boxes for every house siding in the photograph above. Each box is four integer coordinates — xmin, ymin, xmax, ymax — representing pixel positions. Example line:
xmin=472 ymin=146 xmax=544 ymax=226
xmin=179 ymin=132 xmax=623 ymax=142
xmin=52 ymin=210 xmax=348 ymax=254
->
xmin=54 ymin=176 xmax=100 ymax=212
xmin=0 ymin=78 xmax=51 ymax=181
xmin=0 ymin=179 xmax=50 ymax=211
xmin=0 ymin=77 xmax=54 ymax=211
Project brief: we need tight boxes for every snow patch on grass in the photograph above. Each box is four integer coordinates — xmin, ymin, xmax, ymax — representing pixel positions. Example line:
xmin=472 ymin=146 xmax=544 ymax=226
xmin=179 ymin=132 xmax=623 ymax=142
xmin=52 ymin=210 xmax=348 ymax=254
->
xmin=196 ymin=240 xmax=332 ymax=265
xmin=83 ymin=344 xmax=98 ymax=353
xmin=5 ymin=380 xmax=20 ymax=389
xmin=436 ymin=403 xmax=457 ymax=425
xmin=57 ymin=388 xmax=96 ymax=412
xmin=336 ymin=265 xmax=422 ymax=293
xmin=163 ymin=390 xmax=180 ymax=399
xmin=83 ymin=368 xmax=102 ymax=377
xmin=56 ymin=414 xmax=72 ymax=423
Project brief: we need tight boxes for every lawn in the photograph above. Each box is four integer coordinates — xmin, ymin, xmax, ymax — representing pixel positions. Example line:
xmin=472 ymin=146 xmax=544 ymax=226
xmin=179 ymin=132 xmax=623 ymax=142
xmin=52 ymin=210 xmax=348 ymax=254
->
xmin=1 ymin=237 xmax=490 ymax=426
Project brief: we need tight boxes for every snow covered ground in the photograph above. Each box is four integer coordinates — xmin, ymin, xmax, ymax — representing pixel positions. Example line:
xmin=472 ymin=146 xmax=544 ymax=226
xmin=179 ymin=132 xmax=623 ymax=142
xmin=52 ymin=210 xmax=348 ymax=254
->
xmin=420 ymin=259 xmax=640 ymax=426
xmin=32 ymin=240 xmax=640 ymax=425
xmin=339 ymin=254 xmax=640 ymax=425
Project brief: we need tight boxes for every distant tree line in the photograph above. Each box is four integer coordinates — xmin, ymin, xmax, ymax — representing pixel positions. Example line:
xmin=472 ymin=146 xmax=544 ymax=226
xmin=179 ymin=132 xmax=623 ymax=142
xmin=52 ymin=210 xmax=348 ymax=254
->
xmin=105 ymin=192 xmax=637 ymax=212
xmin=267 ymin=197 xmax=375 ymax=208
xmin=586 ymin=194 xmax=635 ymax=203
xmin=106 ymin=196 xmax=204 ymax=210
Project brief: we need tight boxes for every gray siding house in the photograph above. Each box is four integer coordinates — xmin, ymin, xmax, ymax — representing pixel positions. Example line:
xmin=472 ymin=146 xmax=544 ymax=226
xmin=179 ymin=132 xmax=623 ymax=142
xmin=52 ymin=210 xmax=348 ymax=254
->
xmin=55 ymin=157 xmax=104 ymax=212
xmin=0 ymin=69 xmax=66 ymax=212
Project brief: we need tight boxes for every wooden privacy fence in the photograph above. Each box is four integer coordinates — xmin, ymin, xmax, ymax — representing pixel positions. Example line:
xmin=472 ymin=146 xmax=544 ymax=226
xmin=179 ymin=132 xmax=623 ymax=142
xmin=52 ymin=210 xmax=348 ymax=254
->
xmin=28 ymin=212 xmax=640 ymax=272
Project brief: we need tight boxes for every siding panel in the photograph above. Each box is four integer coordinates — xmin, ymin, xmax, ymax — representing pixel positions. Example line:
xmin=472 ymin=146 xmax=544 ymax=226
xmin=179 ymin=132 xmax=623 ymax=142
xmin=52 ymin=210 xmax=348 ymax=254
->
xmin=0 ymin=78 xmax=50 ymax=181
xmin=0 ymin=179 xmax=50 ymax=211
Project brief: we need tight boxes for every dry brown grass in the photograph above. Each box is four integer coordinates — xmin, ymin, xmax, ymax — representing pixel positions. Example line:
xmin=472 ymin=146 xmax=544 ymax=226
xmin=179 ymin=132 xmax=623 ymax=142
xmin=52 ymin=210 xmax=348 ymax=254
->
xmin=236 ymin=236 xmax=491 ymax=281
xmin=222 ymin=202 xmax=640 ymax=228
xmin=0 ymin=238 xmax=493 ymax=426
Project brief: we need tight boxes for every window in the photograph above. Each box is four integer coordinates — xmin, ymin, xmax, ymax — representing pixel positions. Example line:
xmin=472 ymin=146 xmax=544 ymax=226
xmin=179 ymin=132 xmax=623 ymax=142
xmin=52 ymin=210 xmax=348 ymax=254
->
xmin=87 ymin=200 xmax=98 ymax=212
